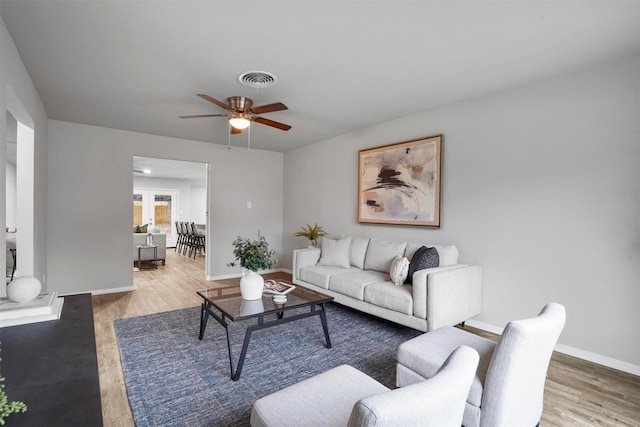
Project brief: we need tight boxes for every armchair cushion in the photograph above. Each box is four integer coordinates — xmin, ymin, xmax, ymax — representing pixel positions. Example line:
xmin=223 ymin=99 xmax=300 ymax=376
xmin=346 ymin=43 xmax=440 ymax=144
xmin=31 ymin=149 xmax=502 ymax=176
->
xmin=350 ymin=346 xmax=479 ymax=427
xmin=397 ymin=326 xmax=496 ymax=407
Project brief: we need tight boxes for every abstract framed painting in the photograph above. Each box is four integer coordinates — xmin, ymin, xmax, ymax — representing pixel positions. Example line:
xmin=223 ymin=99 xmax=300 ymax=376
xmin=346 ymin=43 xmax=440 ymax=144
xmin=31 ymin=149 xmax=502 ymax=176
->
xmin=358 ymin=135 xmax=442 ymax=227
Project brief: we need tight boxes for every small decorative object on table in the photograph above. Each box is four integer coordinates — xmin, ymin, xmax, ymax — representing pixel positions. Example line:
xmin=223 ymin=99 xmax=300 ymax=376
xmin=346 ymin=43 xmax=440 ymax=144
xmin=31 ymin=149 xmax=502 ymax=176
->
xmin=263 ymin=280 xmax=295 ymax=295
xmin=227 ymin=232 xmax=278 ymax=300
xmin=272 ymin=295 xmax=287 ymax=305
xmin=293 ymin=223 xmax=328 ymax=247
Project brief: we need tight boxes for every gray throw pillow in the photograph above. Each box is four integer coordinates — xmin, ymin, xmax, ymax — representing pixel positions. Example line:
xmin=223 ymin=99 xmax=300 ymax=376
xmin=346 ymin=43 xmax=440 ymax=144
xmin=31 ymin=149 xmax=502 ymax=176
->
xmin=318 ymin=236 xmax=351 ymax=269
xmin=405 ymin=246 xmax=439 ymax=284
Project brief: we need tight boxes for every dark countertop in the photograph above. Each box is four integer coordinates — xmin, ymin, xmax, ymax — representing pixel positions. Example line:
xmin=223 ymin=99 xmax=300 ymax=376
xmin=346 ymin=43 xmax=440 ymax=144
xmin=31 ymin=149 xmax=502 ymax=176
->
xmin=0 ymin=293 xmax=103 ymax=426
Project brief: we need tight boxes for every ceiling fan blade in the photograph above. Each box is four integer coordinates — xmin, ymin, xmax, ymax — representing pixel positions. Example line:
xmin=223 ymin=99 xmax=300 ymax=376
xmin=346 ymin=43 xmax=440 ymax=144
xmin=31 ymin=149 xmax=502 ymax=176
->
xmin=230 ymin=126 xmax=243 ymax=134
xmin=253 ymin=116 xmax=292 ymax=131
xmin=197 ymin=94 xmax=232 ymax=111
xmin=250 ymin=102 xmax=288 ymax=115
xmin=179 ymin=114 xmax=228 ymax=119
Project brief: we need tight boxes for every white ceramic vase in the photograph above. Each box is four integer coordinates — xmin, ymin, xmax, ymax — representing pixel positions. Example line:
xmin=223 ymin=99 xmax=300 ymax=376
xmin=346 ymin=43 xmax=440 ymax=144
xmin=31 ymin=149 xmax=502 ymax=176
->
xmin=240 ymin=269 xmax=264 ymax=300
xmin=7 ymin=276 xmax=42 ymax=303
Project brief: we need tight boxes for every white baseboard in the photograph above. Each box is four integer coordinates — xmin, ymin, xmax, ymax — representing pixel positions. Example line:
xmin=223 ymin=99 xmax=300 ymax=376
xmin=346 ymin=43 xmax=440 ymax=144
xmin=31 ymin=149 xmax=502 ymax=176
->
xmin=466 ymin=319 xmax=640 ymax=376
xmin=85 ymin=286 xmax=136 ymax=296
xmin=207 ymin=268 xmax=290 ymax=282
xmin=465 ymin=319 xmax=503 ymax=335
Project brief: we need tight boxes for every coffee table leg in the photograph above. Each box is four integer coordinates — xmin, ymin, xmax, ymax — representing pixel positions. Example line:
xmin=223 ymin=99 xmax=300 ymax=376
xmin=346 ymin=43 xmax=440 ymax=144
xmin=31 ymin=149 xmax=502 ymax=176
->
xmin=230 ymin=325 xmax=257 ymax=381
xmin=205 ymin=306 xmax=332 ymax=381
xmin=319 ymin=303 xmax=332 ymax=348
xmin=199 ymin=303 xmax=210 ymax=340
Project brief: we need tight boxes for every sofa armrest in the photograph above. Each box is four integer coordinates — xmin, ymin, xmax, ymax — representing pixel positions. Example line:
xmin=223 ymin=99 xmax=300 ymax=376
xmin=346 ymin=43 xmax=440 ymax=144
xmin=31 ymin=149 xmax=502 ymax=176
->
xmin=412 ymin=265 xmax=483 ymax=331
xmin=292 ymin=248 xmax=321 ymax=282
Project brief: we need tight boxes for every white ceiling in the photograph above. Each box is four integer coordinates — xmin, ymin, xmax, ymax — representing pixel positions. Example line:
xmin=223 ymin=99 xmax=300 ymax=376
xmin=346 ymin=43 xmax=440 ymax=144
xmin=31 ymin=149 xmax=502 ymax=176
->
xmin=1 ymin=1 xmax=639 ymax=152
xmin=133 ymin=156 xmax=207 ymax=188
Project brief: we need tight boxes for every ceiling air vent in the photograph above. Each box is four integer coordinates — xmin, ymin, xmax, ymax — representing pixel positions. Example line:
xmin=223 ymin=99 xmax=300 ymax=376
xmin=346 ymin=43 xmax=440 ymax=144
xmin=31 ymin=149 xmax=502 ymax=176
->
xmin=238 ymin=70 xmax=278 ymax=89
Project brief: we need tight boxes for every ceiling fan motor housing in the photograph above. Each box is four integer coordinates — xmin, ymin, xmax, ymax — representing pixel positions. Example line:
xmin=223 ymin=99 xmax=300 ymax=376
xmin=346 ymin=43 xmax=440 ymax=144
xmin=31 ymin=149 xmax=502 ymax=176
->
xmin=227 ymin=96 xmax=253 ymax=112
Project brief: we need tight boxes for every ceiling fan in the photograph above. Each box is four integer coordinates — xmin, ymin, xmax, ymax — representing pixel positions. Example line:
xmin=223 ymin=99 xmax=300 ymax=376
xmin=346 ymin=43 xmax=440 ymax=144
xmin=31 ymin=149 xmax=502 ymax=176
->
xmin=180 ymin=94 xmax=292 ymax=133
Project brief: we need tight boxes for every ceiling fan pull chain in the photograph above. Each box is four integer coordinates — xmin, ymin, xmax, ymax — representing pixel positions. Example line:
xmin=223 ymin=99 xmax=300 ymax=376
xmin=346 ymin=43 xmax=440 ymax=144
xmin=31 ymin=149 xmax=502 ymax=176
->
xmin=228 ymin=122 xmax=231 ymax=150
xmin=247 ymin=124 xmax=251 ymax=151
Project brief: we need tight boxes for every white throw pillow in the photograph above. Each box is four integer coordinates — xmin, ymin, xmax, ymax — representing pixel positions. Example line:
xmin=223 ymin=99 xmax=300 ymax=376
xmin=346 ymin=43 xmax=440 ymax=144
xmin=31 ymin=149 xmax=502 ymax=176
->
xmin=390 ymin=255 xmax=410 ymax=286
xmin=318 ymin=237 xmax=351 ymax=269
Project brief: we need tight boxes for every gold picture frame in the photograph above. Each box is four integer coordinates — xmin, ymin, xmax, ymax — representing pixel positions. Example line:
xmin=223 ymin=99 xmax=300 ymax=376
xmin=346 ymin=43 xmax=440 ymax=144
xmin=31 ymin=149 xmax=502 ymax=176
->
xmin=358 ymin=135 xmax=442 ymax=227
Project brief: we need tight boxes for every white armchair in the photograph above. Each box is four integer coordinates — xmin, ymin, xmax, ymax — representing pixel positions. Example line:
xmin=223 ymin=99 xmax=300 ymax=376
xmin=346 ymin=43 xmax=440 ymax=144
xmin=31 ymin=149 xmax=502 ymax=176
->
xmin=396 ymin=303 xmax=566 ymax=427
xmin=250 ymin=345 xmax=480 ymax=427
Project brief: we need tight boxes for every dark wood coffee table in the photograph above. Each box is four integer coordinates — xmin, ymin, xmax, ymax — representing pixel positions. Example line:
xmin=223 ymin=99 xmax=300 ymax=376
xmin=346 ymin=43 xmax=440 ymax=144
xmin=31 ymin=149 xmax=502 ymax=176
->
xmin=197 ymin=284 xmax=334 ymax=381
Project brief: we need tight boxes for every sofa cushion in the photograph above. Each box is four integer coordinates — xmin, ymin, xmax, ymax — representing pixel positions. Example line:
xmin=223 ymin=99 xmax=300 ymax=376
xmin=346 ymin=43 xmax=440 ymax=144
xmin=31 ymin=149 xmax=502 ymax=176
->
xmin=390 ymin=256 xmax=409 ymax=286
xmin=330 ymin=270 xmax=390 ymax=300
xmin=299 ymin=265 xmax=353 ymax=290
xmin=405 ymin=243 xmax=459 ymax=266
xmin=364 ymin=281 xmax=413 ymax=315
xmin=350 ymin=236 xmax=370 ymax=269
xmin=406 ymin=246 xmax=439 ymax=284
xmin=364 ymin=239 xmax=407 ymax=273
xmin=318 ymin=236 xmax=351 ymax=269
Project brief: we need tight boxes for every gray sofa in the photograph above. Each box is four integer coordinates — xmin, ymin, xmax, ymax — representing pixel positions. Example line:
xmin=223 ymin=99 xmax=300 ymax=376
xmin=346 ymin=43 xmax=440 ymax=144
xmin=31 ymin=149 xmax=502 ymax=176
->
xmin=133 ymin=232 xmax=167 ymax=265
xmin=292 ymin=236 xmax=482 ymax=332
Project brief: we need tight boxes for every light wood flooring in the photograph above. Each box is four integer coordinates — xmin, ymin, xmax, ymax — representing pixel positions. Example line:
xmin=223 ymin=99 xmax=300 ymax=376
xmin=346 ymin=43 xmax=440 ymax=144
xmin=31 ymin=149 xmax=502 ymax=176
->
xmin=93 ymin=250 xmax=640 ymax=426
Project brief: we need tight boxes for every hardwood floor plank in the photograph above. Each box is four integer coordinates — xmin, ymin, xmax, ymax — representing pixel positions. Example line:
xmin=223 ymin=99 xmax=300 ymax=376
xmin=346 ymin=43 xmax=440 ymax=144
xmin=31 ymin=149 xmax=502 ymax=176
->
xmin=93 ymin=251 xmax=640 ymax=426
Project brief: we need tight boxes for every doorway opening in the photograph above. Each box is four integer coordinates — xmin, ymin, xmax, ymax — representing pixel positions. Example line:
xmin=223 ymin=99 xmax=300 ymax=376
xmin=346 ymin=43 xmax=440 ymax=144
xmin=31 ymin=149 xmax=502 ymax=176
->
xmin=132 ymin=156 xmax=209 ymax=276
xmin=4 ymin=91 xmax=35 ymax=287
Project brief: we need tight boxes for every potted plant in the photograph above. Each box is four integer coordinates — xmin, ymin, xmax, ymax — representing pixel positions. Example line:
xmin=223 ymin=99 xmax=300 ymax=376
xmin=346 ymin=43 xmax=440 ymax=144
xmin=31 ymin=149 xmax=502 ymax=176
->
xmin=0 ymin=346 xmax=27 ymax=425
xmin=228 ymin=232 xmax=278 ymax=300
xmin=293 ymin=223 xmax=328 ymax=247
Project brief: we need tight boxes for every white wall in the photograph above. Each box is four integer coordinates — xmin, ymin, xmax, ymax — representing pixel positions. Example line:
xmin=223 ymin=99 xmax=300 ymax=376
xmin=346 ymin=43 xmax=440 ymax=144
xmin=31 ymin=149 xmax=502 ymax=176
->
xmin=190 ymin=187 xmax=207 ymax=224
xmin=47 ymin=120 xmax=283 ymax=294
xmin=0 ymin=17 xmax=48 ymax=290
xmin=5 ymin=112 xmax=17 ymax=230
xmin=283 ymin=54 xmax=640 ymax=369
xmin=5 ymin=159 xmax=16 ymax=230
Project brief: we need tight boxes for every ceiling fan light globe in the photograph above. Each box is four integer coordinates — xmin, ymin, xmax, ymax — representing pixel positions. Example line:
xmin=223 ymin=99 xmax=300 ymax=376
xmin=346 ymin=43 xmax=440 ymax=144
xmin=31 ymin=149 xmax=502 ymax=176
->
xmin=229 ymin=117 xmax=251 ymax=130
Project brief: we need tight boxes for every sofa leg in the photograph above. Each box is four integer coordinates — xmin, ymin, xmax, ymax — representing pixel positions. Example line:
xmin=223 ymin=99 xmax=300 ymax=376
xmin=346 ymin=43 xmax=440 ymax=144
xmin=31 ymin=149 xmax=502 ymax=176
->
xmin=458 ymin=321 xmax=465 ymax=327
xmin=162 ymin=260 xmax=166 ymax=266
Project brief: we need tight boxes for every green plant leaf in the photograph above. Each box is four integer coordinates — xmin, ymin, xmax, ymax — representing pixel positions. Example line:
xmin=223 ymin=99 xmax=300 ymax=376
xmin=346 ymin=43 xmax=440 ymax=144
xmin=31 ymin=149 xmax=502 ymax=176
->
xmin=292 ymin=223 xmax=328 ymax=241
xmin=228 ymin=232 xmax=278 ymax=272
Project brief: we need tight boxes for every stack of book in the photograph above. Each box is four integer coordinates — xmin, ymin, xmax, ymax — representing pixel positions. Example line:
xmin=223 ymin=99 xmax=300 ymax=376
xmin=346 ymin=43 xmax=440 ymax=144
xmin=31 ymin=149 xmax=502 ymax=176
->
xmin=0 ymin=292 xmax=64 ymax=328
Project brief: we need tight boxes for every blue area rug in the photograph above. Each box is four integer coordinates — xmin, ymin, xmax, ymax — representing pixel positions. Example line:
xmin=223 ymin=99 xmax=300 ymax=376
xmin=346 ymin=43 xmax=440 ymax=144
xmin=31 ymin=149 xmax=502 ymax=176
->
xmin=114 ymin=303 xmax=421 ymax=426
